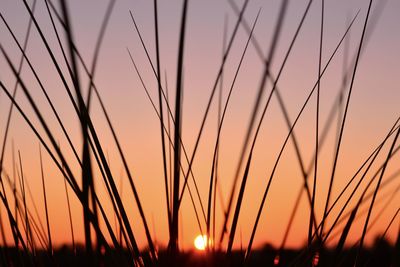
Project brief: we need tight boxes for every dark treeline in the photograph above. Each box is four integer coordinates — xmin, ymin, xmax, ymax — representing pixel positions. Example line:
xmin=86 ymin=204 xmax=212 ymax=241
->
xmin=0 ymin=236 xmax=398 ymax=267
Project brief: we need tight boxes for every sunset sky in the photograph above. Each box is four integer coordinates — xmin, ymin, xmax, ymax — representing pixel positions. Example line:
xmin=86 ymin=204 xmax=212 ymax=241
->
xmin=0 ymin=0 xmax=399 ymax=252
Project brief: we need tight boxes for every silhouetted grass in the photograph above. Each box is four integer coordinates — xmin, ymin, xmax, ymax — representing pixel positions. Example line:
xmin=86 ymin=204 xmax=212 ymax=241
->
xmin=0 ymin=0 xmax=399 ymax=266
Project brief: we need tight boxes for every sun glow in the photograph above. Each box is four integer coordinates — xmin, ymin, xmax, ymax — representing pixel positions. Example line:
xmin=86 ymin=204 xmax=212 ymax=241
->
xmin=194 ymin=235 xmax=208 ymax=251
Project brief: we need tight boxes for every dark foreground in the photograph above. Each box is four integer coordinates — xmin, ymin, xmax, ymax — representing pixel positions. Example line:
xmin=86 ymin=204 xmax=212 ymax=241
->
xmin=0 ymin=241 xmax=398 ymax=267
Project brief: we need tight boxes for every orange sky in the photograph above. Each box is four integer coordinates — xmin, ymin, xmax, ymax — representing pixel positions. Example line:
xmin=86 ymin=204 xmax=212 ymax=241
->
xmin=0 ymin=0 xmax=399 ymax=252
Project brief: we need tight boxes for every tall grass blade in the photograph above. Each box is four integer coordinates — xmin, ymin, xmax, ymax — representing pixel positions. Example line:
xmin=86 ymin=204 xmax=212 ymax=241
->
xmin=224 ymin=0 xmax=292 ymax=247
xmin=228 ymin=0 xmax=320 ymax=244
xmin=206 ymin=8 xmax=260 ymax=250
xmin=39 ymin=146 xmax=52 ymax=255
xmin=178 ymin=0 xmax=250 ymax=212
xmin=245 ymin=9 xmax=358 ymax=258
xmin=17 ymin=151 xmax=33 ymax=253
xmin=170 ymin=0 xmax=189 ymax=253
xmin=320 ymin=0 xmax=373 ymax=240
xmin=129 ymin=9 xmax=207 ymax=225
xmin=127 ymin=49 xmax=205 ymax=236
xmin=63 ymin=173 xmax=76 ymax=254
xmin=320 ymin=118 xmax=400 ymax=244
xmin=308 ymin=0 xmax=324 ymax=248
xmin=153 ymin=0 xmax=172 ymax=238
xmin=212 ymin=14 xmax=229 ymax=251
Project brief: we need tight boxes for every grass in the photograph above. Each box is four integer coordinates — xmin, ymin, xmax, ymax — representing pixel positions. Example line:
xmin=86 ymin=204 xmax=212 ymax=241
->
xmin=0 ymin=0 xmax=399 ymax=266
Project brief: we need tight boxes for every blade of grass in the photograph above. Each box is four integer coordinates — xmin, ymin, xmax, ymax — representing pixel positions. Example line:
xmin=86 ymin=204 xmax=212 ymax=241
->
xmin=165 ymin=73 xmax=174 ymax=225
xmin=153 ymin=0 xmax=172 ymax=238
xmin=228 ymin=0 xmax=291 ymax=253
xmin=206 ymin=8 xmax=260 ymax=250
xmin=0 ymin=27 xmax=125 ymax=255
xmin=356 ymin=91 xmax=398 ymax=267
xmin=320 ymin=0 xmax=373 ymax=240
xmin=39 ymin=145 xmax=52 ymax=255
xmin=84 ymin=0 xmax=116 ymax=110
xmin=11 ymin=142 xmax=19 ymax=250
xmin=17 ymin=152 xmax=32 ymax=252
xmin=332 ymin=166 xmax=400 ymax=236
xmin=0 ymin=23 xmax=122 ymax=254
xmin=177 ymin=0 xmax=251 ymax=211
xmin=0 ymin=58 xmax=117 ymax=264
xmin=0 ymin=19 xmax=118 ymax=252
xmin=277 ymin=2 xmax=388 ymax=251
xmin=80 ymin=0 xmax=117 ymax=256
xmin=24 ymin=1 xmax=147 ymax=257
xmin=170 ymin=0 xmax=189 ymax=253
xmin=278 ymin=1 xmax=386 ymax=250
xmin=212 ymin=14 xmax=229 ymax=251
xmin=308 ymin=0 xmax=324 ymax=248
xmin=24 ymin=169 xmax=51 ymax=251
xmin=335 ymin=198 xmax=399 ymax=266
xmin=126 ymin=48 xmax=205 ymax=237
xmin=320 ymin=118 xmax=400 ymax=245
xmin=0 ymin=2 xmax=37 ymax=262
xmin=245 ymin=9 xmax=358 ymax=258
xmin=0 ymin=11 xmax=83 ymax=169
xmin=0 ymin=0 xmax=37 ymax=198
xmin=327 ymin=180 xmax=400 ymax=246
xmin=224 ymin=0 xmax=314 ymax=248
xmin=228 ymin=0 xmax=322 ymax=244
xmin=289 ymin=118 xmax=400 ymax=263
xmin=58 ymin=0 xmax=96 ymax=257
xmin=129 ymin=9 xmax=207 ymax=224
xmin=42 ymin=2 xmax=147 ymax=259
xmin=0 ymin=80 xmax=79 ymax=251
xmin=0 ymin=190 xmax=29 ymax=258
xmin=304 ymin=0 xmax=389 ymax=180
xmin=63 ymin=173 xmax=76 ymax=254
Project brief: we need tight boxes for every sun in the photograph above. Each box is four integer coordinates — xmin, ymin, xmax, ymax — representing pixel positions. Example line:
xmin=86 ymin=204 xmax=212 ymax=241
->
xmin=194 ymin=235 xmax=208 ymax=251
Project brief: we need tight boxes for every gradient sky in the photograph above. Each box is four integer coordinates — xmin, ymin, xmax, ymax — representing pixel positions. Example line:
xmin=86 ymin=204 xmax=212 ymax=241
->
xmin=0 ymin=0 xmax=400 ymax=251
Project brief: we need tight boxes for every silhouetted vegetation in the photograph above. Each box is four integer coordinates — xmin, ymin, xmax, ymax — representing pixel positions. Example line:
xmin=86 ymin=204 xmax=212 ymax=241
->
xmin=0 ymin=0 xmax=399 ymax=266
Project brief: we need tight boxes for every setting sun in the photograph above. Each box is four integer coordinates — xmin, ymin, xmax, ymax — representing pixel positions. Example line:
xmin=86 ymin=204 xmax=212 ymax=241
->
xmin=194 ymin=235 xmax=208 ymax=251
